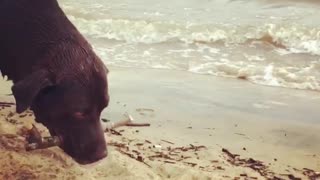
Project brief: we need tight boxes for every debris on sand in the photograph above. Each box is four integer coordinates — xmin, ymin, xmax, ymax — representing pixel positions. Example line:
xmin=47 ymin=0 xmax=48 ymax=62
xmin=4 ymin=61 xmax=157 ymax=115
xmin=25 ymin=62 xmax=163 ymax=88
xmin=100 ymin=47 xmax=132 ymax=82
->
xmin=24 ymin=125 xmax=61 ymax=151
xmin=222 ymin=148 xmax=281 ymax=179
xmin=302 ymin=168 xmax=320 ymax=180
xmin=293 ymin=167 xmax=320 ymax=180
xmin=103 ymin=114 xmax=150 ymax=131
xmin=222 ymin=148 xmax=319 ymax=180
xmin=0 ymin=102 xmax=15 ymax=107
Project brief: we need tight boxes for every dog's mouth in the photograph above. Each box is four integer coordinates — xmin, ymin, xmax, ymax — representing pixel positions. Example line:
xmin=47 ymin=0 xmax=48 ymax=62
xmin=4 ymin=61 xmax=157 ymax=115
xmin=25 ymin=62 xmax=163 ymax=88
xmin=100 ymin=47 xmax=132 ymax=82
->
xmin=48 ymin=128 xmax=107 ymax=164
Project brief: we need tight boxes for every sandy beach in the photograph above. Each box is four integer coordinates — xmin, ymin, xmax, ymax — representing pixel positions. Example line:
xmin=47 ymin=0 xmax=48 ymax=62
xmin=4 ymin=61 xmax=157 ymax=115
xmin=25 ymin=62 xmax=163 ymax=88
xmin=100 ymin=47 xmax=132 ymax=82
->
xmin=0 ymin=66 xmax=319 ymax=179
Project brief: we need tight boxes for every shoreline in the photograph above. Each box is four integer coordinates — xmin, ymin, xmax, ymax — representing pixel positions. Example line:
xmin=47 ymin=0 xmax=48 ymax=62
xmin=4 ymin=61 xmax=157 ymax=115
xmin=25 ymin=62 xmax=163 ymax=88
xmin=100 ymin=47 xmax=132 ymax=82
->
xmin=0 ymin=66 xmax=319 ymax=179
xmin=104 ymin=66 xmax=320 ymax=166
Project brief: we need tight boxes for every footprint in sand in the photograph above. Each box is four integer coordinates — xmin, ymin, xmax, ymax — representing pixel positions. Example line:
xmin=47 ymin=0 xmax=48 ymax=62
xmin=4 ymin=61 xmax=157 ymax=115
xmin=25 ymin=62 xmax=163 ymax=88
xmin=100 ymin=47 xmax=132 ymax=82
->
xmin=136 ymin=108 xmax=155 ymax=117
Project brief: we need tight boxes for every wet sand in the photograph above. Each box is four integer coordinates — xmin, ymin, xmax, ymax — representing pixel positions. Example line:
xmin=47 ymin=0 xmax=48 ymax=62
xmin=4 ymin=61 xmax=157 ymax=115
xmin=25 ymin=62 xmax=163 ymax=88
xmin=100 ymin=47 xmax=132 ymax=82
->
xmin=0 ymin=67 xmax=319 ymax=179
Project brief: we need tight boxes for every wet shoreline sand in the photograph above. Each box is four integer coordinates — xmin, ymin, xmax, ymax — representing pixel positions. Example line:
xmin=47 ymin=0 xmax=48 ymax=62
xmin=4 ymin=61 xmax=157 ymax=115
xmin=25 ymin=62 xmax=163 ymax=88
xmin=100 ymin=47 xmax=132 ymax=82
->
xmin=104 ymin=67 xmax=320 ymax=168
xmin=0 ymin=66 xmax=319 ymax=179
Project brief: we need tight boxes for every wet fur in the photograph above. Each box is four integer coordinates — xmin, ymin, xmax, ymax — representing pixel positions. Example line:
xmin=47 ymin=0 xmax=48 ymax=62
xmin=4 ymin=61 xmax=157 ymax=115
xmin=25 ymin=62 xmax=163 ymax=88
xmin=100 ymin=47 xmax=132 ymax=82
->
xmin=0 ymin=0 xmax=109 ymax=164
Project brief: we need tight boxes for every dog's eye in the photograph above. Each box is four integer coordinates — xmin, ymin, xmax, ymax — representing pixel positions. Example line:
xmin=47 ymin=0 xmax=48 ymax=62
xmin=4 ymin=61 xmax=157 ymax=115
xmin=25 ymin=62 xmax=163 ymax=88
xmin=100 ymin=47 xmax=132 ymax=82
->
xmin=73 ymin=112 xmax=86 ymax=119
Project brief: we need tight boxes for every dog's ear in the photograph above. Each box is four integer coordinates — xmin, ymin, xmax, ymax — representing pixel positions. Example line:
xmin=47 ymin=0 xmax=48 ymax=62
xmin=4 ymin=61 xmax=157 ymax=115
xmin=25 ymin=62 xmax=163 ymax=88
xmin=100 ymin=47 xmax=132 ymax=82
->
xmin=12 ymin=70 xmax=53 ymax=113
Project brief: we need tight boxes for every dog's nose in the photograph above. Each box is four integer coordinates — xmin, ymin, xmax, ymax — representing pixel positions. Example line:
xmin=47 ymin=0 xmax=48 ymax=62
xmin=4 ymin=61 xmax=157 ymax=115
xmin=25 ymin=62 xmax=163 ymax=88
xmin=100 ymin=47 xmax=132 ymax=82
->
xmin=75 ymin=148 xmax=107 ymax=165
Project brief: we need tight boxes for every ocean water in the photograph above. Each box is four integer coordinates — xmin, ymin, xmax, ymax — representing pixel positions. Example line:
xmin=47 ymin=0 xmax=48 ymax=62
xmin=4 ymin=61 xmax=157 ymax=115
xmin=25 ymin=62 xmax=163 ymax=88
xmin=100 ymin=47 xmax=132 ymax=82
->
xmin=59 ymin=0 xmax=320 ymax=91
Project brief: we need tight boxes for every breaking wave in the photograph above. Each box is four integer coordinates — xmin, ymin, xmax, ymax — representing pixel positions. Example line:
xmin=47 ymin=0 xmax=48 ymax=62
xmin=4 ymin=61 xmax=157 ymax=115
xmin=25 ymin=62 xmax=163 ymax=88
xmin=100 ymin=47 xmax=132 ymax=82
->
xmin=60 ymin=2 xmax=320 ymax=91
xmin=67 ymin=16 xmax=320 ymax=55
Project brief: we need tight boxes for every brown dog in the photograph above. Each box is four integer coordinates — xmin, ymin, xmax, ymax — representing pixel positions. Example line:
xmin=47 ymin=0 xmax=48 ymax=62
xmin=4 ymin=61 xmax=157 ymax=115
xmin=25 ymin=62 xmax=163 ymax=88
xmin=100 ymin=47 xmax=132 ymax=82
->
xmin=0 ymin=0 xmax=109 ymax=164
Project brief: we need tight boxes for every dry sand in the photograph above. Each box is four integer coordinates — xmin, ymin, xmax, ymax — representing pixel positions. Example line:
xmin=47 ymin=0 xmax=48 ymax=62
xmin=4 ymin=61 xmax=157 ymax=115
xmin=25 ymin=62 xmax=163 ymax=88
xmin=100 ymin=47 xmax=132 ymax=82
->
xmin=0 ymin=67 xmax=319 ymax=180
